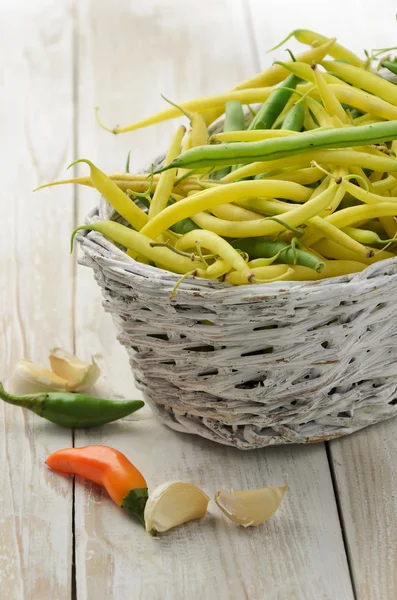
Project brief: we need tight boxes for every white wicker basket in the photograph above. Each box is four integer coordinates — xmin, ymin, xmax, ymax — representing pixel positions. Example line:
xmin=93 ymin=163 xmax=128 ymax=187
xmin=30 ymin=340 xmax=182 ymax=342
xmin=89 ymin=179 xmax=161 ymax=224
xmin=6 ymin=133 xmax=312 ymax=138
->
xmin=77 ymin=137 xmax=397 ymax=449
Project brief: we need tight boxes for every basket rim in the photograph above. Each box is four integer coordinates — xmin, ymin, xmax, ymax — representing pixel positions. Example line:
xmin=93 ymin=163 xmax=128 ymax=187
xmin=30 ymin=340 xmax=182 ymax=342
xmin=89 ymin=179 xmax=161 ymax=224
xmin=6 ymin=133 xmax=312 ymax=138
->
xmin=77 ymin=215 xmax=397 ymax=301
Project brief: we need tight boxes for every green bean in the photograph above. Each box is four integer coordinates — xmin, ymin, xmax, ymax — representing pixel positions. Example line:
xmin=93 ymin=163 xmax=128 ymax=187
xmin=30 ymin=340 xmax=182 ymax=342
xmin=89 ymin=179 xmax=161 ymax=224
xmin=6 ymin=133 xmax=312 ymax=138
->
xmin=382 ymin=60 xmax=397 ymax=77
xmin=281 ymin=103 xmax=305 ymax=132
xmin=224 ymin=100 xmax=245 ymax=131
xmin=213 ymin=101 xmax=245 ymax=180
xmin=249 ymin=74 xmax=301 ymax=130
xmin=158 ymin=121 xmax=397 ymax=171
xmin=233 ymin=238 xmax=325 ymax=272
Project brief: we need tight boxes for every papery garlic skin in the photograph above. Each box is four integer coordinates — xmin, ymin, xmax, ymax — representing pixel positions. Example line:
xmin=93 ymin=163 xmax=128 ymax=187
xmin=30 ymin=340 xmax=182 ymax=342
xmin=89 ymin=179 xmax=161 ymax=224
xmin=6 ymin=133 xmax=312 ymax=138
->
xmin=49 ymin=348 xmax=100 ymax=391
xmin=144 ymin=481 xmax=209 ymax=534
xmin=215 ymin=482 xmax=288 ymax=527
xmin=10 ymin=359 xmax=69 ymax=395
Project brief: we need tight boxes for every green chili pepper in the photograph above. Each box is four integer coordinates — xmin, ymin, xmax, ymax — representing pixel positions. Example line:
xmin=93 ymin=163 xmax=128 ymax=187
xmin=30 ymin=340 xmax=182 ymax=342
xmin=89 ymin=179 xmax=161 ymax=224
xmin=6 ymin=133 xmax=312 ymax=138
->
xmin=281 ymin=103 xmax=305 ymax=132
xmin=0 ymin=383 xmax=144 ymax=428
xmin=249 ymin=74 xmax=301 ymax=130
xmin=234 ymin=238 xmax=325 ymax=272
xmin=159 ymin=120 xmax=397 ymax=171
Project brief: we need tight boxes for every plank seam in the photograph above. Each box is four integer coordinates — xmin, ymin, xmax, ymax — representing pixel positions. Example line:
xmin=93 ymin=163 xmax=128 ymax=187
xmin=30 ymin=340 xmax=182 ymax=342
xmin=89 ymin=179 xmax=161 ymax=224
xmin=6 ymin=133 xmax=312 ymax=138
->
xmin=242 ymin=0 xmax=261 ymax=73
xmin=326 ymin=442 xmax=358 ymax=600
xmin=71 ymin=0 xmax=79 ymax=597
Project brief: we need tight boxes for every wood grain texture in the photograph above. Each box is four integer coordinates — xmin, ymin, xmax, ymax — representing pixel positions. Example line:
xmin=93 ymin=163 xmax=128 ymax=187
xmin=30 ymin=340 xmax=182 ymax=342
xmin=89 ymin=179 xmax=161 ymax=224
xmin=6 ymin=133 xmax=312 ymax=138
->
xmin=0 ymin=0 xmax=74 ymax=597
xmin=330 ymin=422 xmax=397 ymax=600
xmin=73 ymin=1 xmax=353 ymax=598
xmin=248 ymin=3 xmax=397 ymax=597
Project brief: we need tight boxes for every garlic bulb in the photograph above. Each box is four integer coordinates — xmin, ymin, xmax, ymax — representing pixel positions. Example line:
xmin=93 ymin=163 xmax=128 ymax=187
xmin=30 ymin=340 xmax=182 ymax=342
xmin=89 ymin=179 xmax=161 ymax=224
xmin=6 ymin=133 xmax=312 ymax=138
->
xmin=49 ymin=348 xmax=100 ymax=391
xmin=10 ymin=359 xmax=68 ymax=395
xmin=144 ymin=481 xmax=209 ymax=534
xmin=215 ymin=482 xmax=288 ymax=527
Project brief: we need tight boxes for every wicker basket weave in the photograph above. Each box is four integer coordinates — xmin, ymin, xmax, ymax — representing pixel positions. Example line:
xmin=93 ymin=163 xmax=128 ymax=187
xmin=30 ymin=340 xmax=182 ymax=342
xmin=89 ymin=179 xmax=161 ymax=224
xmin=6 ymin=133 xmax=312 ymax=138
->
xmin=77 ymin=139 xmax=397 ymax=449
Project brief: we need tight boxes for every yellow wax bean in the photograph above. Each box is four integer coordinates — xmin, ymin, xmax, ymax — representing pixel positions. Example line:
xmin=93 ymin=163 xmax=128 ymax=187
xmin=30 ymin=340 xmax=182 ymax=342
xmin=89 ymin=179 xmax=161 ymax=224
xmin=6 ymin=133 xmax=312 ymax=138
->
xmin=303 ymin=107 xmax=319 ymax=131
xmin=107 ymin=42 xmax=337 ymax=135
xmin=190 ymin=114 xmax=208 ymax=147
xmin=327 ymin=203 xmax=397 ymax=229
xmin=179 ymin=38 xmax=335 ymax=125
xmin=342 ymin=226 xmax=389 ymax=245
xmin=195 ymin=259 xmax=231 ymax=280
xmin=210 ymin=204 xmax=263 ymax=221
xmin=353 ymin=113 xmax=384 ymax=126
xmin=225 ymin=265 xmax=291 ymax=285
xmin=235 ymin=38 xmax=337 ymax=89
xmin=329 ymin=85 xmax=397 ymax=121
xmin=111 ymin=89 xmax=274 ymax=134
xmin=309 ymin=216 xmax=373 ymax=258
xmin=349 ymin=166 xmax=374 ymax=192
xmin=275 ymin=61 xmax=342 ymax=85
xmin=372 ymin=176 xmax=397 ymax=193
xmin=304 ymin=96 xmax=334 ymax=127
xmin=225 ymin=260 xmax=367 ymax=284
xmin=224 ymin=150 xmax=397 ymax=182
xmin=380 ymin=217 xmax=397 ymax=239
xmin=72 ymin=221 xmax=203 ymax=274
xmin=372 ymin=175 xmax=397 ymax=194
xmin=288 ymin=261 xmax=367 ymax=280
xmin=35 ymin=177 xmax=158 ymax=193
xmin=177 ymin=130 xmax=193 ymax=179
xmin=140 ymin=180 xmax=311 ymax=239
xmin=69 ymin=160 xmax=148 ymax=230
xmin=267 ymin=166 xmax=324 ymax=185
xmin=379 ymin=190 xmax=397 ymax=237
xmin=312 ymin=239 xmax=394 ymax=264
xmin=301 ymin=83 xmax=397 ymax=121
xmin=235 ymin=198 xmax=292 ymax=215
xmin=149 ymin=126 xmax=186 ymax=219
xmin=181 ymin=185 xmax=338 ymax=238
xmin=324 ymin=169 xmax=348 ymax=214
xmin=322 ymin=60 xmax=397 ymax=107
xmin=369 ymin=171 xmax=384 ymax=184
xmin=342 ymin=181 xmax=397 ymax=205
xmin=311 ymin=64 xmax=349 ymax=124
xmin=270 ymin=30 xmax=364 ymax=68
xmin=175 ymin=230 xmax=252 ymax=281
xmin=34 ymin=172 xmax=162 ymax=191
xmin=248 ymin=258 xmax=283 ymax=268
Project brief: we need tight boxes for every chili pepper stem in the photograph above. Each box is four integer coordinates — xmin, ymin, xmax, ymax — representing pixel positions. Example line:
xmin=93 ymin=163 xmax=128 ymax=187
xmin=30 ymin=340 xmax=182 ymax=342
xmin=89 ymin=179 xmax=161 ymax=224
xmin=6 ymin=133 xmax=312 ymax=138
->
xmin=0 ymin=382 xmax=43 ymax=413
xmin=122 ymin=488 xmax=149 ymax=525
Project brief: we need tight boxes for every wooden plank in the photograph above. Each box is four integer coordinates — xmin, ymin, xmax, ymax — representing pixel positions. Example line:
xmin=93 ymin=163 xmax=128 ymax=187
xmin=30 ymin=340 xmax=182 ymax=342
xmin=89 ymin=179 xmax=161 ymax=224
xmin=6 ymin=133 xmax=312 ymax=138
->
xmin=247 ymin=1 xmax=397 ymax=597
xmin=73 ymin=1 xmax=353 ymax=598
xmin=248 ymin=0 xmax=397 ymax=60
xmin=0 ymin=1 xmax=74 ymax=597
xmin=330 ymin=422 xmax=397 ymax=600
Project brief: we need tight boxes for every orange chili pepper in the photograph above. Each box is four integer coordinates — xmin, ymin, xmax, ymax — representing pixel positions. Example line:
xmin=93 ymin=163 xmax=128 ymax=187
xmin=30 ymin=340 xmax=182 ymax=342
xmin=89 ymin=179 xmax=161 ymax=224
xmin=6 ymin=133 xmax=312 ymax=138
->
xmin=46 ymin=446 xmax=148 ymax=525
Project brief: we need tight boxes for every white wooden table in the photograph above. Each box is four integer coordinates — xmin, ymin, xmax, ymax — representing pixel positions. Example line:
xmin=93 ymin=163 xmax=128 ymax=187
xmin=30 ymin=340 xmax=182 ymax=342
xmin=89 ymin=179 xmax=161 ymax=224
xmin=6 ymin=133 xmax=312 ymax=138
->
xmin=1 ymin=1 xmax=397 ymax=598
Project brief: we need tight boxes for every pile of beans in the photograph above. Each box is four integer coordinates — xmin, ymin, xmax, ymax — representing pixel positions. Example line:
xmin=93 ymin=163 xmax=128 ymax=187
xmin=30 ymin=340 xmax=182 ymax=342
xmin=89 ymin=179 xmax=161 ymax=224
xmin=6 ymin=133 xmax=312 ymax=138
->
xmin=42 ymin=29 xmax=397 ymax=294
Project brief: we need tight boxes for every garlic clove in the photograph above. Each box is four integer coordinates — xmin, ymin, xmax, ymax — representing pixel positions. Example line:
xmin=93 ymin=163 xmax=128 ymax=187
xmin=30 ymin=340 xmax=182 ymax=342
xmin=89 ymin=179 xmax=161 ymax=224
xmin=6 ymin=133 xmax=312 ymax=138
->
xmin=215 ymin=482 xmax=288 ymax=527
xmin=144 ymin=481 xmax=209 ymax=534
xmin=10 ymin=359 xmax=69 ymax=395
xmin=49 ymin=348 xmax=100 ymax=391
